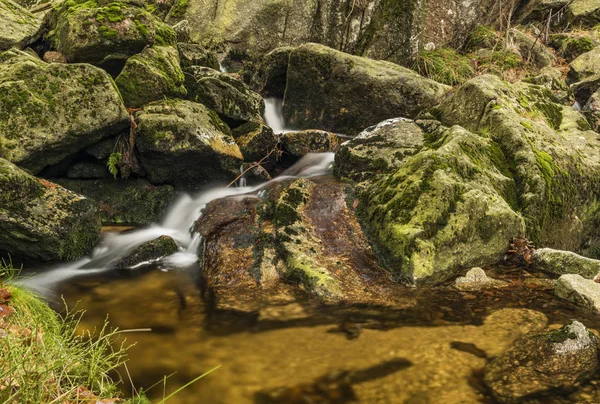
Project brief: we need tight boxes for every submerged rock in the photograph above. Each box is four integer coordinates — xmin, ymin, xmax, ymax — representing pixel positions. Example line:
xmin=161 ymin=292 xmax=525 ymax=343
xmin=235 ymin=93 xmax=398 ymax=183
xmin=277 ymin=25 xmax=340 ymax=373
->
xmin=0 ymin=0 xmax=43 ymax=51
xmin=484 ymin=321 xmax=600 ymax=402
xmin=135 ymin=99 xmax=243 ymax=188
xmin=0 ymin=158 xmax=101 ymax=262
xmin=54 ymin=178 xmax=176 ymax=226
xmin=115 ymin=46 xmax=186 ymax=108
xmin=534 ymin=248 xmax=600 ymax=279
xmin=280 ymin=43 xmax=449 ymax=134
xmin=334 ymin=118 xmax=425 ymax=183
xmin=454 ymin=267 xmax=508 ymax=291
xmin=280 ymin=130 xmax=341 ymax=157
xmin=0 ymin=49 xmax=129 ymax=173
xmin=114 ymin=235 xmax=178 ymax=271
xmin=555 ymin=274 xmax=600 ymax=312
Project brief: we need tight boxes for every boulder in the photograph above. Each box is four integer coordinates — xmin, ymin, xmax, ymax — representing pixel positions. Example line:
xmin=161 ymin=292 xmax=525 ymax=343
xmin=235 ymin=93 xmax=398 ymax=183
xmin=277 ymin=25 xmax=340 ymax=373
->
xmin=185 ymin=66 xmax=264 ymax=126
xmin=0 ymin=158 xmax=101 ymax=262
xmin=548 ymin=33 xmax=596 ymax=62
xmin=484 ymin=321 xmax=600 ymax=402
xmin=568 ymin=46 xmax=600 ymax=83
xmin=519 ymin=0 xmax=600 ymax=27
xmin=115 ymin=46 xmax=186 ymax=108
xmin=281 ymin=43 xmax=449 ymax=135
xmin=510 ymin=29 xmax=555 ymax=69
xmin=231 ymin=122 xmax=278 ymax=162
xmin=280 ymin=130 xmax=340 ymax=157
xmin=193 ymin=178 xmax=405 ymax=308
xmin=177 ymin=42 xmax=219 ymax=70
xmin=534 ymin=248 xmax=600 ymax=279
xmin=437 ymin=75 xmax=600 ymax=251
xmin=0 ymin=0 xmax=43 ymax=51
xmin=0 ymin=49 xmax=129 ymax=173
xmin=250 ymin=46 xmax=294 ymax=97
xmin=359 ymin=124 xmax=524 ymax=285
xmin=114 ymin=235 xmax=178 ymax=270
xmin=46 ymin=0 xmax=175 ymax=69
xmin=555 ymin=274 xmax=600 ymax=311
xmin=135 ymin=99 xmax=243 ymax=188
xmin=454 ymin=267 xmax=508 ymax=291
xmin=54 ymin=178 xmax=176 ymax=226
xmin=334 ymin=118 xmax=425 ymax=183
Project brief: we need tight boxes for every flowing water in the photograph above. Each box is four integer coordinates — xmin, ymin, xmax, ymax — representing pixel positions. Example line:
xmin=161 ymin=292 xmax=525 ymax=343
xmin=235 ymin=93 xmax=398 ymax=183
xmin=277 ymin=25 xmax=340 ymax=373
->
xmin=16 ymin=103 xmax=600 ymax=403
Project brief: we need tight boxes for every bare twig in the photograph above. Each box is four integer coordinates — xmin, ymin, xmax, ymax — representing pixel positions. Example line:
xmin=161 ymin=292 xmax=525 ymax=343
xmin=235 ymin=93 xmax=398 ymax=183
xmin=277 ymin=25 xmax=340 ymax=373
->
xmin=225 ymin=146 xmax=281 ymax=188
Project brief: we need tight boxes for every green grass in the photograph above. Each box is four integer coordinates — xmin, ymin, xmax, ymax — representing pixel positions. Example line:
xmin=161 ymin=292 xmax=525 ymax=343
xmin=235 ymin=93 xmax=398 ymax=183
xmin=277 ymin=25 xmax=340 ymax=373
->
xmin=412 ymin=47 xmax=475 ymax=86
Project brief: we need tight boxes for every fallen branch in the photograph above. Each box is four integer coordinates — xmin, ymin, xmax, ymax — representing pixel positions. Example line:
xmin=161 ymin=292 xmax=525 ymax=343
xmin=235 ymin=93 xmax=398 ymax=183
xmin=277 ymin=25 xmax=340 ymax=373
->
xmin=225 ymin=146 xmax=282 ymax=188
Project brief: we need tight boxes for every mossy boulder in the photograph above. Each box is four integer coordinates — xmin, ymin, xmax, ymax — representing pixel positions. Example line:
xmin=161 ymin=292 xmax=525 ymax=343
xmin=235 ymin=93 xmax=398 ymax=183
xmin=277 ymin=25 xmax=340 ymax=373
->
xmin=177 ymin=42 xmax=219 ymax=70
xmin=231 ymin=121 xmax=278 ymax=162
xmin=193 ymin=178 xmax=404 ymax=307
xmin=280 ymin=130 xmax=341 ymax=157
xmin=519 ymin=0 xmax=600 ymax=27
xmin=135 ymin=99 xmax=243 ymax=188
xmin=249 ymin=46 xmax=294 ymax=97
xmin=115 ymin=45 xmax=186 ymax=108
xmin=0 ymin=49 xmax=129 ymax=173
xmin=185 ymin=66 xmax=264 ymax=126
xmin=0 ymin=158 xmax=101 ymax=262
xmin=0 ymin=0 xmax=43 ymax=51
xmin=46 ymin=0 xmax=167 ymax=68
xmin=281 ymin=43 xmax=449 ymax=135
xmin=359 ymin=124 xmax=524 ymax=285
xmin=54 ymin=178 xmax=176 ymax=225
xmin=114 ymin=235 xmax=178 ymax=270
xmin=484 ymin=321 xmax=600 ymax=402
xmin=334 ymin=118 xmax=425 ymax=183
xmin=534 ymin=248 xmax=600 ymax=279
xmin=548 ymin=33 xmax=596 ymax=61
xmin=437 ymin=74 xmax=600 ymax=252
xmin=568 ymin=46 xmax=600 ymax=83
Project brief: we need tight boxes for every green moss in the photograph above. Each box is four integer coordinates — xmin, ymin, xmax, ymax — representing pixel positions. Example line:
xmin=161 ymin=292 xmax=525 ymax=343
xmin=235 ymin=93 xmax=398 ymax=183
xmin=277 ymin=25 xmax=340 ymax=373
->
xmin=465 ymin=25 xmax=500 ymax=51
xmin=412 ymin=47 xmax=475 ymax=86
xmin=168 ymin=0 xmax=188 ymax=19
xmin=549 ymin=34 xmax=594 ymax=60
xmin=155 ymin=22 xmax=176 ymax=46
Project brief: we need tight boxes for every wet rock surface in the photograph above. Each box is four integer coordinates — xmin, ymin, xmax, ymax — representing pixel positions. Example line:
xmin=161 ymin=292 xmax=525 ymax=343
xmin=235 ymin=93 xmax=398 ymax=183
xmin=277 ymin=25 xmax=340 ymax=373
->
xmin=534 ymin=248 xmax=600 ymax=279
xmin=484 ymin=321 xmax=600 ymax=402
xmin=280 ymin=130 xmax=341 ymax=157
xmin=114 ymin=235 xmax=178 ymax=271
xmin=454 ymin=267 xmax=508 ymax=291
xmin=555 ymin=274 xmax=600 ymax=312
xmin=0 ymin=158 xmax=101 ymax=263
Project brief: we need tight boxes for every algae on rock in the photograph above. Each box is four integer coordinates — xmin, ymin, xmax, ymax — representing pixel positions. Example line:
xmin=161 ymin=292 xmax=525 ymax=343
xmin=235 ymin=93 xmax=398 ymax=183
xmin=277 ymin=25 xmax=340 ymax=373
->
xmin=0 ymin=49 xmax=129 ymax=173
xmin=0 ymin=0 xmax=43 ymax=51
xmin=0 ymin=158 xmax=101 ymax=262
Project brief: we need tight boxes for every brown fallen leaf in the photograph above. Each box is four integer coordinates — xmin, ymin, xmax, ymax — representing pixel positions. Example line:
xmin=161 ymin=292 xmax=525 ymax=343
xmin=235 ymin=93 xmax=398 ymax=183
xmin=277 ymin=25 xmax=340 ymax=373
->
xmin=0 ymin=288 xmax=12 ymax=304
xmin=0 ymin=304 xmax=12 ymax=319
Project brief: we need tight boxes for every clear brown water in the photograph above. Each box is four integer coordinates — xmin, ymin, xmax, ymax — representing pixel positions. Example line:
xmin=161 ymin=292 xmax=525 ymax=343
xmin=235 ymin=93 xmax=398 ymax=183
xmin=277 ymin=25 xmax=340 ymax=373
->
xmin=49 ymin=263 xmax=600 ymax=404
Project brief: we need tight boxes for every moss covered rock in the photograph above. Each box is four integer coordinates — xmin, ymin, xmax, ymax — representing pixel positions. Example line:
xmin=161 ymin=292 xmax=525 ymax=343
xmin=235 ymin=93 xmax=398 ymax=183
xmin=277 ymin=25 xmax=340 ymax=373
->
xmin=135 ymin=99 xmax=243 ymax=188
xmin=359 ymin=124 xmax=524 ymax=285
xmin=54 ymin=178 xmax=176 ymax=225
xmin=193 ymin=178 xmax=404 ymax=307
xmin=280 ymin=130 xmax=340 ymax=157
xmin=281 ymin=43 xmax=449 ymax=135
xmin=46 ymin=0 xmax=176 ymax=70
xmin=549 ymin=33 xmax=596 ymax=61
xmin=185 ymin=66 xmax=264 ymax=126
xmin=231 ymin=121 xmax=278 ymax=162
xmin=250 ymin=46 xmax=293 ymax=97
xmin=0 ymin=158 xmax=101 ymax=262
xmin=0 ymin=0 xmax=43 ymax=51
xmin=177 ymin=42 xmax=219 ymax=70
xmin=114 ymin=235 xmax=178 ymax=270
xmin=115 ymin=46 xmax=186 ymax=108
xmin=0 ymin=49 xmax=129 ymax=173
xmin=334 ymin=118 xmax=425 ymax=183
xmin=484 ymin=321 xmax=599 ymax=402
xmin=569 ymin=46 xmax=600 ymax=83
xmin=438 ymin=74 xmax=600 ymax=252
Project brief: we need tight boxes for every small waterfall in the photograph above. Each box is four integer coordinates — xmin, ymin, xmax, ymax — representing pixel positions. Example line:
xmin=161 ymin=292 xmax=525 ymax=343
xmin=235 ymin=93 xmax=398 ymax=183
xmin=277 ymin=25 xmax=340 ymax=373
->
xmin=218 ymin=61 xmax=227 ymax=73
xmin=238 ymin=164 xmax=247 ymax=188
xmin=573 ymin=100 xmax=583 ymax=111
xmin=264 ymin=97 xmax=295 ymax=134
xmin=19 ymin=153 xmax=336 ymax=292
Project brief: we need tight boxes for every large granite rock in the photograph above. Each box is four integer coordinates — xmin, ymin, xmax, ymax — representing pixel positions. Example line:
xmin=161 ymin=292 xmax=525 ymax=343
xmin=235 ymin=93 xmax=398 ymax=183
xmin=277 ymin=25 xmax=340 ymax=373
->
xmin=280 ymin=43 xmax=449 ymax=134
xmin=555 ymin=274 xmax=600 ymax=312
xmin=116 ymin=46 xmax=186 ymax=108
xmin=534 ymin=248 xmax=600 ymax=279
xmin=54 ymin=178 xmax=176 ymax=226
xmin=0 ymin=158 xmax=101 ymax=262
xmin=0 ymin=49 xmax=129 ymax=173
xmin=484 ymin=321 xmax=600 ymax=402
xmin=0 ymin=0 xmax=43 ymax=51
xmin=135 ymin=99 xmax=243 ymax=188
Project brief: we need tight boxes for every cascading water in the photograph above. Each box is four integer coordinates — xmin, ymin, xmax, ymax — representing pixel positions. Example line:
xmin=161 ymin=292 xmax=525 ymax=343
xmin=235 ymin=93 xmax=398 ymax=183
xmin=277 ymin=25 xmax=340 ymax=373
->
xmin=263 ymin=97 xmax=296 ymax=134
xmin=19 ymin=153 xmax=335 ymax=294
xmin=218 ymin=61 xmax=227 ymax=73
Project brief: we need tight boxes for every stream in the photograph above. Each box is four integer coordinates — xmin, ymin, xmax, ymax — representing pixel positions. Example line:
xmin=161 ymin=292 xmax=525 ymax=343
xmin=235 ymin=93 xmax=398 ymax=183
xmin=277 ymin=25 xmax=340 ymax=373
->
xmin=15 ymin=100 xmax=600 ymax=404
